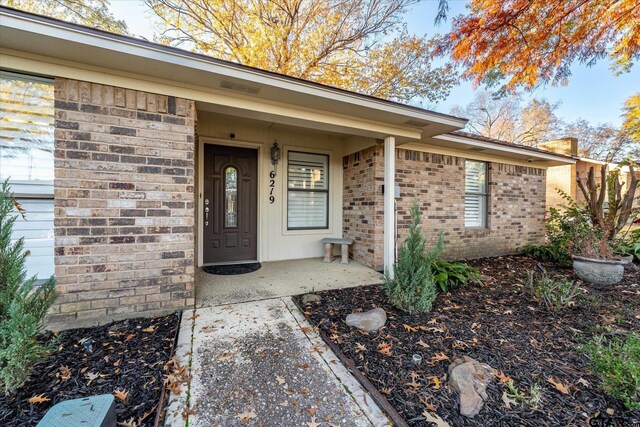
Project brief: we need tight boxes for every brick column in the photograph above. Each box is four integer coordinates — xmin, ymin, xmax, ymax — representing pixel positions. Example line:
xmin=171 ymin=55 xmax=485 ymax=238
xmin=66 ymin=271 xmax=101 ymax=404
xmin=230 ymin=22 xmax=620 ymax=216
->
xmin=49 ymin=78 xmax=196 ymax=328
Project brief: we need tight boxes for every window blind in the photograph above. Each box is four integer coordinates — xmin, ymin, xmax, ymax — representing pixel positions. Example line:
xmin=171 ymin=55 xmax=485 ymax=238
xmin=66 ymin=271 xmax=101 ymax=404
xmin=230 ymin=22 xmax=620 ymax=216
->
xmin=464 ymin=160 xmax=488 ymax=228
xmin=0 ymin=72 xmax=55 ymax=280
xmin=287 ymin=152 xmax=329 ymax=229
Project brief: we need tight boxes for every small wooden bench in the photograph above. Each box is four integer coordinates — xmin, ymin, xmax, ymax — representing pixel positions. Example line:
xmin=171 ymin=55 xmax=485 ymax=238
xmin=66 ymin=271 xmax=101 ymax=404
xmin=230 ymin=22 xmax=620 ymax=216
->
xmin=320 ymin=237 xmax=354 ymax=264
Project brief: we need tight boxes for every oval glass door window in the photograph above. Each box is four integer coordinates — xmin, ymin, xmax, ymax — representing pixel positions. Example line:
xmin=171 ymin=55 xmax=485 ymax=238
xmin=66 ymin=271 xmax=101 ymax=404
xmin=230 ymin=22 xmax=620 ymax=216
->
xmin=225 ymin=167 xmax=238 ymax=227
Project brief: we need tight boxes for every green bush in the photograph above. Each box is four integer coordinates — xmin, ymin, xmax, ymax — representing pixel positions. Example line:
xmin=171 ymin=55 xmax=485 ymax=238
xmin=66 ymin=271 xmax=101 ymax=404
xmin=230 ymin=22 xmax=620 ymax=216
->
xmin=0 ymin=179 xmax=58 ymax=393
xmin=382 ymin=200 xmax=443 ymax=314
xmin=526 ymin=271 xmax=582 ymax=312
xmin=431 ymin=259 xmax=481 ymax=293
xmin=524 ymin=193 xmax=592 ymax=264
xmin=614 ymin=229 xmax=640 ymax=262
xmin=581 ymin=333 xmax=640 ymax=410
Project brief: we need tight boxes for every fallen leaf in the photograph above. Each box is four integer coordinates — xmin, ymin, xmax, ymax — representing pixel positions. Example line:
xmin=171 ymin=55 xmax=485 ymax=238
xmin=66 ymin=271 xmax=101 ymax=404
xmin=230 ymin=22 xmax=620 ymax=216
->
xmin=404 ymin=371 xmax=421 ymax=389
xmin=307 ymin=416 xmax=321 ymax=427
xmin=501 ymin=391 xmax=517 ymax=409
xmin=494 ymin=370 xmax=512 ymax=383
xmin=114 ymin=389 xmax=129 ymax=401
xmin=276 ymin=375 xmax=285 ymax=385
xmin=503 ymin=310 xmax=513 ymax=315
xmin=85 ymin=372 xmax=99 ymax=385
xmin=59 ymin=365 xmax=72 ymax=381
xmin=428 ymin=376 xmax=442 ymax=389
xmin=547 ymin=376 xmax=570 ymax=395
xmin=429 ymin=352 xmax=449 ymax=365
xmin=416 ymin=339 xmax=430 ymax=349
xmin=142 ymin=326 xmax=155 ymax=333
xmin=235 ymin=410 xmax=257 ymax=424
xmin=576 ymin=377 xmax=591 ymax=388
xmin=28 ymin=394 xmax=50 ymax=404
xmin=218 ymin=352 xmax=236 ymax=361
xmin=403 ymin=323 xmax=418 ymax=332
xmin=182 ymin=405 xmax=198 ymax=420
xmin=427 ymin=318 xmax=438 ymax=324
xmin=306 ymin=407 xmax=317 ymax=415
xmin=355 ymin=342 xmax=367 ymax=353
xmin=422 ymin=410 xmax=450 ymax=427
xmin=124 ymin=333 xmax=136 ymax=342
xmin=377 ymin=342 xmax=393 ymax=356
xmin=418 ymin=394 xmax=435 ymax=410
xmin=606 ymin=408 xmax=615 ymax=416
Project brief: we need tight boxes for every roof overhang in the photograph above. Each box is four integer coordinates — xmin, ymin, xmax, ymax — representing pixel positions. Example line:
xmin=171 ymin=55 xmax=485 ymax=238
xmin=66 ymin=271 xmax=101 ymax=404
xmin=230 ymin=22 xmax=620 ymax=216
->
xmin=0 ymin=7 xmax=467 ymax=140
xmin=414 ymin=133 xmax=576 ymax=167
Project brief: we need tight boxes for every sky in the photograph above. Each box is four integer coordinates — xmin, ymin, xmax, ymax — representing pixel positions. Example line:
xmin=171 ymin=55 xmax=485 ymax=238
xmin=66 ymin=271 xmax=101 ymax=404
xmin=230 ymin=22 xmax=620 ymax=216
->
xmin=108 ymin=0 xmax=639 ymax=128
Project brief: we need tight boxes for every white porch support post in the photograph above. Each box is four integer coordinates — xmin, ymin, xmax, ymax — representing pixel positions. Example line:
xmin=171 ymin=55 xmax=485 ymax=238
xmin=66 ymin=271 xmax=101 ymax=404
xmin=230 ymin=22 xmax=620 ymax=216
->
xmin=384 ymin=136 xmax=396 ymax=278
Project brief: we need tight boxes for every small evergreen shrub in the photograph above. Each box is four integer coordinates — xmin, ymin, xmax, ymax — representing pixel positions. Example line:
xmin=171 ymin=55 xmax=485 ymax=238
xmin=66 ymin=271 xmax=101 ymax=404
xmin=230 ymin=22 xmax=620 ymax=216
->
xmin=581 ymin=334 xmax=640 ymax=410
xmin=526 ymin=271 xmax=582 ymax=312
xmin=0 ymin=179 xmax=58 ymax=393
xmin=382 ymin=200 xmax=443 ymax=314
xmin=431 ymin=259 xmax=481 ymax=293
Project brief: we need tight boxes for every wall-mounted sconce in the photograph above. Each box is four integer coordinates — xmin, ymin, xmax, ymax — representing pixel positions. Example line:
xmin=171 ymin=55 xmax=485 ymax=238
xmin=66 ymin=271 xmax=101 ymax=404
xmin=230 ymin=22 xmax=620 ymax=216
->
xmin=271 ymin=142 xmax=281 ymax=166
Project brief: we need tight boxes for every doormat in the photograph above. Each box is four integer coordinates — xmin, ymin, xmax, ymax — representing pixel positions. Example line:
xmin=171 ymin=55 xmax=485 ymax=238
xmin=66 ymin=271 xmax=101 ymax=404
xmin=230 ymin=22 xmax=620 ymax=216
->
xmin=203 ymin=263 xmax=262 ymax=275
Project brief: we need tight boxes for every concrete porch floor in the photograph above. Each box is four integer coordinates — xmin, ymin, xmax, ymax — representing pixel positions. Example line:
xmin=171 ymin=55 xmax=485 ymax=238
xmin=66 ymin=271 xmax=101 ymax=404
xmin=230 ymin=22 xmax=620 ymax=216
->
xmin=196 ymin=258 xmax=384 ymax=307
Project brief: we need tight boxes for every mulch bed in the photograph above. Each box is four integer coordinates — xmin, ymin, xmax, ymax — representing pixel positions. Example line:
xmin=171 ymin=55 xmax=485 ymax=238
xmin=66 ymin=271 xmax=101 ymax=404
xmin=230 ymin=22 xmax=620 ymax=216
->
xmin=296 ymin=255 xmax=640 ymax=426
xmin=0 ymin=313 xmax=181 ymax=427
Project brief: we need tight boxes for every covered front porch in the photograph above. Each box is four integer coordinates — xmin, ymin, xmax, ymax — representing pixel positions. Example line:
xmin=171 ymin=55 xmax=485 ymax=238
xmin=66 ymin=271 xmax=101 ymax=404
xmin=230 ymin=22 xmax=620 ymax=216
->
xmin=195 ymin=257 xmax=383 ymax=307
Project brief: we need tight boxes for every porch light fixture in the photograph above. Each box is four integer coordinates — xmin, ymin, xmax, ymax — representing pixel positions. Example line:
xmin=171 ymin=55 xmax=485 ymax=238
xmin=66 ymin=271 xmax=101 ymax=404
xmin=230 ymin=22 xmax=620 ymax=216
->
xmin=271 ymin=142 xmax=281 ymax=166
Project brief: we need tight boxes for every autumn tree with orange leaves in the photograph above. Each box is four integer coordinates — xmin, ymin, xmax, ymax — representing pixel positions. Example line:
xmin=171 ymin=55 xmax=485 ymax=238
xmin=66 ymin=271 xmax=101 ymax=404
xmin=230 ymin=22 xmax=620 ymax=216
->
xmin=437 ymin=0 xmax=640 ymax=91
xmin=145 ymin=0 xmax=457 ymax=103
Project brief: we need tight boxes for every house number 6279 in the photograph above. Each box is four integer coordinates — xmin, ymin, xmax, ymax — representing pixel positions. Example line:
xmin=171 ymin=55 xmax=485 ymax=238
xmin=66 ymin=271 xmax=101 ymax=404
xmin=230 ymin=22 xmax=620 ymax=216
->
xmin=269 ymin=171 xmax=276 ymax=204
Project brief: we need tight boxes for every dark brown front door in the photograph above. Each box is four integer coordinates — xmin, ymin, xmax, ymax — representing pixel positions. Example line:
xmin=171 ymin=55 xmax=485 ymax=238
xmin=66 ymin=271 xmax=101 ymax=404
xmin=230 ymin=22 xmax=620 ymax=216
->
xmin=203 ymin=144 xmax=258 ymax=264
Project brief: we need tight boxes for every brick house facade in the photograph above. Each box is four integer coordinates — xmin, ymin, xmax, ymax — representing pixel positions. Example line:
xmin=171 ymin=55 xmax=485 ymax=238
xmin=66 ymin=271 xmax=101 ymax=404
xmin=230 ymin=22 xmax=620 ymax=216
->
xmin=343 ymin=145 xmax=547 ymax=269
xmin=49 ymin=78 xmax=196 ymax=327
xmin=1 ymin=7 xmax=575 ymax=330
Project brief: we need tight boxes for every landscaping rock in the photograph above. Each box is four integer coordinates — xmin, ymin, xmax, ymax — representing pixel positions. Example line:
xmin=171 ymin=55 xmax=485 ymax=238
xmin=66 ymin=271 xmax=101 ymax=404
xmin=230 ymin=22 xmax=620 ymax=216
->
xmin=448 ymin=356 xmax=495 ymax=418
xmin=301 ymin=294 xmax=322 ymax=305
xmin=345 ymin=308 xmax=387 ymax=332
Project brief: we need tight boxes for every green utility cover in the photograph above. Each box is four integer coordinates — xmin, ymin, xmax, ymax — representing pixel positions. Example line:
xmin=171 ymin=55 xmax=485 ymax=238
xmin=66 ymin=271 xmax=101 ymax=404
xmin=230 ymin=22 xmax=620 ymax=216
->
xmin=37 ymin=394 xmax=116 ymax=427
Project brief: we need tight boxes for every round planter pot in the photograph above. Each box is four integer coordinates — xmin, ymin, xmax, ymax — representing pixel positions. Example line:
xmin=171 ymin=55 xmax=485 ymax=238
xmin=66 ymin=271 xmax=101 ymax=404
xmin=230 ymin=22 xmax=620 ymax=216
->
xmin=572 ymin=255 xmax=629 ymax=285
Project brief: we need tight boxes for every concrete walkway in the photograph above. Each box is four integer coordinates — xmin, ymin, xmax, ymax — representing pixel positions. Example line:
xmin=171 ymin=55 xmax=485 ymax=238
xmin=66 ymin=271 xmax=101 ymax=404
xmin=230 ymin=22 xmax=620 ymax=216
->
xmin=165 ymin=297 xmax=390 ymax=427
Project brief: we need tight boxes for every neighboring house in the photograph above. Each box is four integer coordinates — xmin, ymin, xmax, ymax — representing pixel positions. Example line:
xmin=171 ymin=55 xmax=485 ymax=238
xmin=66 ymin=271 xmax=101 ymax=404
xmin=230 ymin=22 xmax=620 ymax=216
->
xmin=0 ymin=7 xmax=574 ymax=329
xmin=540 ymin=138 xmax=639 ymax=212
xmin=539 ymin=138 xmax=608 ymax=210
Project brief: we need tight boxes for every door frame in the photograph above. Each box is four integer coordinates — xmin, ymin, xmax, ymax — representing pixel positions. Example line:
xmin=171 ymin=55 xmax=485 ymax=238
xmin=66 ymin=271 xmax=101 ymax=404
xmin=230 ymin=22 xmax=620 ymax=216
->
xmin=197 ymin=137 xmax=263 ymax=267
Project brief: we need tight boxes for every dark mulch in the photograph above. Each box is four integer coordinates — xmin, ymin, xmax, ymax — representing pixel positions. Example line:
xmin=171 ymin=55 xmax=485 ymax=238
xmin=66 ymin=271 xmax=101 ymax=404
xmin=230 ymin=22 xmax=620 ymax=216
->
xmin=296 ymin=255 xmax=640 ymax=426
xmin=0 ymin=313 xmax=180 ymax=427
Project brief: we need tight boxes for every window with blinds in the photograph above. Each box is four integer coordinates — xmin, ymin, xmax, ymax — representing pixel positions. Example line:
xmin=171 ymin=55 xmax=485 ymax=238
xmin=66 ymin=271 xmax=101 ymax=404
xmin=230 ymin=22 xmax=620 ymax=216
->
xmin=464 ymin=160 xmax=488 ymax=228
xmin=287 ymin=151 xmax=329 ymax=229
xmin=0 ymin=72 xmax=55 ymax=280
